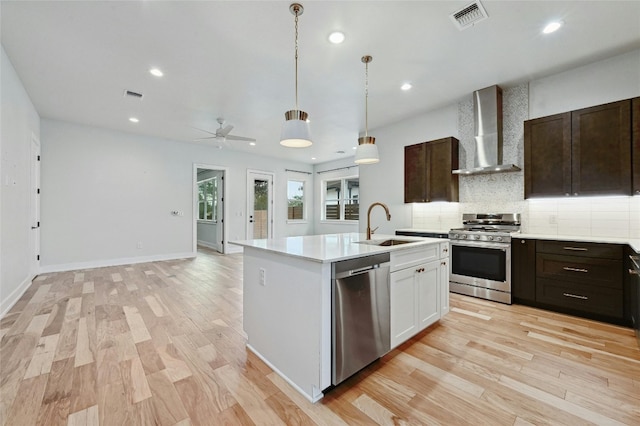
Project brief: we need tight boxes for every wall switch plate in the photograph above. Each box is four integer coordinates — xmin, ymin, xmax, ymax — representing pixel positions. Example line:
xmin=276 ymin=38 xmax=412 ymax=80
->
xmin=259 ymin=268 xmax=266 ymax=286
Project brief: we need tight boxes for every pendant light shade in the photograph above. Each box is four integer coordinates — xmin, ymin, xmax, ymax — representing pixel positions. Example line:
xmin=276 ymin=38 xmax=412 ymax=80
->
xmin=355 ymin=136 xmax=379 ymax=164
xmin=354 ymin=55 xmax=379 ymax=164
xmin=280 ymin=3 xmax=312 ymax=148
xmin=281 ymin=109 xmax=312 ymax=147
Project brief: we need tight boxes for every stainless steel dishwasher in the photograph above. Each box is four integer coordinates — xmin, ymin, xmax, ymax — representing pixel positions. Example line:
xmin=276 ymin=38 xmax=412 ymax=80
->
xmin=332 ymin=252 xmax=391 ymax=385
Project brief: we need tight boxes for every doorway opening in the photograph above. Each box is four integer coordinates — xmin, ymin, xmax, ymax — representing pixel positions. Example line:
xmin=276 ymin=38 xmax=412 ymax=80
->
xmin=247 ymin=170 xmax=274 ymax=239
xmin=193 ymin=164 xmax=228 ymax=254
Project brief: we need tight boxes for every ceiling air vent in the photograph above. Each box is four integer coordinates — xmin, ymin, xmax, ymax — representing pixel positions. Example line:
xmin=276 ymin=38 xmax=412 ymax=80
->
xmin=123 ymin=89 xmax=144 ymax=100
xmin=450 ymin=1 xmax=488 ymax=31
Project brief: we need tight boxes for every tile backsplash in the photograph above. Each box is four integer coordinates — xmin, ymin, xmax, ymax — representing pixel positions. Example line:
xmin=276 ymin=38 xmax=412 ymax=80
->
xmin=412 ymin=196 xmax=640 ymax=239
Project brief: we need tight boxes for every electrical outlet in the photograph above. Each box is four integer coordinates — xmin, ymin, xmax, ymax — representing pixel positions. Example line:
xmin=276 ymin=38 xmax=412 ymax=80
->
xmin=259 ymin=268 xmax=266 ymax=286
xmin=549 ymin=214 xmax=557 ymax=225
xmin=137 ymin=241 xmax=143 ymax=249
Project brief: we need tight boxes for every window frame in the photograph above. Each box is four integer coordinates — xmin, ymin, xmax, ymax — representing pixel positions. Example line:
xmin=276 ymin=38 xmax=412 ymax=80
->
xmin=320 ymin=175 xmax=360 ymax=223
xmin=286 ymin=179 xmax=307 ymax=223
xmin=197 ymin=177 xmax=218 ymax=223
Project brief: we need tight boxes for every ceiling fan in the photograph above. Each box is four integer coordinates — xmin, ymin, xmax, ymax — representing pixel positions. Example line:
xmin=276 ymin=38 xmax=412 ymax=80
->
xmin=194 ymin=117 xmax=256 ymax=143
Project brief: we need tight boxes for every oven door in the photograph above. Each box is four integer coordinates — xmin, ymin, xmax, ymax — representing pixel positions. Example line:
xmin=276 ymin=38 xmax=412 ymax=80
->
xmin=450 ymin=240 xmax=510 ymax=292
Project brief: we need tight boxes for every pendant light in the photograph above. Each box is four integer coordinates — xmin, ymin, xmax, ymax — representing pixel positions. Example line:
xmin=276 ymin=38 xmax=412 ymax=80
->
xmin=354 ymin=55 xmax=379 ymax=164
xmin=280 ymin=3 xmax=312 ymax=148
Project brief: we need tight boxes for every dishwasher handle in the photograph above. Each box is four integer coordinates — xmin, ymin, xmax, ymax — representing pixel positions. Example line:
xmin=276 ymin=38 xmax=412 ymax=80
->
xmin=348 ymin=264 xmax=379 ymax=276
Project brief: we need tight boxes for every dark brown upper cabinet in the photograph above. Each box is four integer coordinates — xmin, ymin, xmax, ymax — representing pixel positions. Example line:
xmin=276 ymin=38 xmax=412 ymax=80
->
xmin=404 ymin=137 xmax=459 ymax=203
xmin=524 ymin=99 xmax=632 ymax=198
xmin=633 ymin=97 xmax=640 ymax=195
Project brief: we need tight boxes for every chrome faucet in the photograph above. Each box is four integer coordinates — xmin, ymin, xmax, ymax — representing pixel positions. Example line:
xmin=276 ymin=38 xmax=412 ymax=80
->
xmin=366 ymin=202 xmax=391 ymax=240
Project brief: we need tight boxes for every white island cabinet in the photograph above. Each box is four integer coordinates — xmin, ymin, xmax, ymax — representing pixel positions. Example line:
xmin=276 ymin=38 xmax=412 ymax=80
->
xmin=231 ymin=233 xmax=448 ymax=402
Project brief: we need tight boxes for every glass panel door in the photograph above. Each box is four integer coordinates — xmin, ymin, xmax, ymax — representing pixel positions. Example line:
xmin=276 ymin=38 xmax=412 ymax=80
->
xmin=247 ymin=172 xmax=273 ymax=239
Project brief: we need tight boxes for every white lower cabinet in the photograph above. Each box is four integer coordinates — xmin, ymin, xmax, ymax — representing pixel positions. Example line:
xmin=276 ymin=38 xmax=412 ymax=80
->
xmin=390 ymin=259 xmax=441 ymax=349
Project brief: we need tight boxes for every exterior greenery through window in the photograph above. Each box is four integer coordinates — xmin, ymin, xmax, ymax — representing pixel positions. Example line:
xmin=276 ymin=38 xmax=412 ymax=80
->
xmin=287 ymin=180 xmax=305 ymax=220
xmin=198 ymin=177 xmax=217 ymax=221
xmin=323 ymin=177 xmax=359 ymax=221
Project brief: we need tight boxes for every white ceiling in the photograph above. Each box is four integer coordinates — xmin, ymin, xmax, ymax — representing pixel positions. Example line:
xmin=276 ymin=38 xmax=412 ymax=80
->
xmin=2 ymin=1 xmax=639 ymax=164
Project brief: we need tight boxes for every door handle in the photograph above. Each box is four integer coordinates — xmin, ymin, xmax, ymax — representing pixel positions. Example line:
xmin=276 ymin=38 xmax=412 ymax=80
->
xmin=31 ymin=226 xmax=39 ymax=230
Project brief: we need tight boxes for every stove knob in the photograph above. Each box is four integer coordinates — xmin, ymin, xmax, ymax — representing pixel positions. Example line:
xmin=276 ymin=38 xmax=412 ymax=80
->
xmin=487 ymin=235 xmax=494 ymax=241
xmin=461 ymin=235 xmax=467 ymax=239
xmin=474 ymin=235 xmax=480 ymax=240
xmin=496 ymin=236 xmax=503 ymax=242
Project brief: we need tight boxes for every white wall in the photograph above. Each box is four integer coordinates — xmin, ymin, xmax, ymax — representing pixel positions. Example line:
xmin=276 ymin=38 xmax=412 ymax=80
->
xmin=313 ymin=157 xmax=360 ymax=235
xmin=0 ymin=46 xmax=41 ymax=316
xmin=40 ymin=119 xmax=314 ymax=271
xmin=529 ymin=49 xmax=640 ymax=119
xmin=358 ymin=104 xmax=459 ymax=235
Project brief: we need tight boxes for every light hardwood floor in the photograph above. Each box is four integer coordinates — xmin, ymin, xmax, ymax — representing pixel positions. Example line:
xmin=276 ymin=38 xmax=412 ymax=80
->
xmin=1 ymin=247 xmax=639 ymax=425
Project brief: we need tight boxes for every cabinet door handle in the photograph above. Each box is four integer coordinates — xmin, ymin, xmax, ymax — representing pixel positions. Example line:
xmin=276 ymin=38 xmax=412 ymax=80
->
xmin=563 ymin=266 xmax=588 ymax=273
xmin=563 ymin=247 xmax=588 ymax=251
xmin=563 ymin=293 xmax=588 ymax=300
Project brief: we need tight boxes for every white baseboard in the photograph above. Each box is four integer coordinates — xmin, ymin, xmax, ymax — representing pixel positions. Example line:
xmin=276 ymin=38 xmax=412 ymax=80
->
xmin=225 ymin=244 xmax=243 ymax=254
xmin=246 ymin=343 xmax=324 ymax=403
xmin=197 ymin=240 xmax=220 ymax=251
xmin=38 ymin=252 xmax=196 ymax=274
xmin=1 ymin=274 xmax=35 ymax=318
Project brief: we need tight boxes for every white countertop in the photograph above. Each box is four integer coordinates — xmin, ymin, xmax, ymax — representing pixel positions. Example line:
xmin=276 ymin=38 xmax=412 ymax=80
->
xmin=397 ymin=228 xmax=640 ymax=253
xmin=230 ymin=232 xmax=445 ymax=263
xmin=517 ymin=233 xmax=640 ymax=253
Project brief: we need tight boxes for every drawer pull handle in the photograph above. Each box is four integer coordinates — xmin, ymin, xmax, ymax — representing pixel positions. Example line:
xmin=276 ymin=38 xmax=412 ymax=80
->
xmin=563 ymin=247 xmax=588 ymax=251
xmin=563 ymin=267 xmax=588 ymax=273
xmin=563 ymin=293 xmax=588 ymax=300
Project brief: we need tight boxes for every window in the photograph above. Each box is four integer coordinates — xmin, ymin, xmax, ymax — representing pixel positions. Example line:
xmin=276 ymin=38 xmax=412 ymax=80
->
xmin=287 ymin=180 xmax=305 ymax=221
xmin=198 ymin=177 xmax=218 ymax=221
xmin=322 ymin=177 xmax=359 ymax=221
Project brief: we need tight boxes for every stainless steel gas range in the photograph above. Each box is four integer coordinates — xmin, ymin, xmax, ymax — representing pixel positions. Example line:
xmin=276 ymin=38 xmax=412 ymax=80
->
xmin=448 ymin=213 xmax=521 ymax=304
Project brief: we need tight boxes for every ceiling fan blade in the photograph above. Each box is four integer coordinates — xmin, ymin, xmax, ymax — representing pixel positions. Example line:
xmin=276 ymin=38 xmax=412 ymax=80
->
xmin=226 ymin=135 xmax=257 ymax=142
xmin=193 ymin=136 xmax=218 ymax=141
xmin=219 ymin=125 xmax=234 ymax=136
xmin=191 ymin=126 xmax=219 ymax=137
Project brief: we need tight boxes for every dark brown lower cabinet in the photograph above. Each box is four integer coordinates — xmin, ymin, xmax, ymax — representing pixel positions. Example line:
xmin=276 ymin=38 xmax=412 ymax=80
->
xmin=511 ymin=238 xmax=536 ymax=304
xmin=534 ymin=240 xmax=625 ymax=324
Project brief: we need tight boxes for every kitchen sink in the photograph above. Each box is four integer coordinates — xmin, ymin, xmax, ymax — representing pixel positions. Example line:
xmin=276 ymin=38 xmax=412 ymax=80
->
xmin=356 ymin=239 xmax=414 ymax=246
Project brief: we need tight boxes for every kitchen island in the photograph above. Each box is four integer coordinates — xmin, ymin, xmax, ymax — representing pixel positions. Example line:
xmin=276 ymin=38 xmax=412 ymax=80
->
xmin=231 ymin=232 xmax=449 ymax=402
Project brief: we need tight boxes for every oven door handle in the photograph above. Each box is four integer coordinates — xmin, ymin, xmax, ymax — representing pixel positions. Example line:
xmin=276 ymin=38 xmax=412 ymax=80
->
xmin=450 ymin=240 xmax=510 ymax=250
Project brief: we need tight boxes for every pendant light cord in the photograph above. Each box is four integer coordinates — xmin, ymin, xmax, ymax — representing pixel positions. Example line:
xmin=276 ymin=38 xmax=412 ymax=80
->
xmin=364 ymin=59 xmax=369 ymax=137
xmin=294 ymin=9 xmax=299 ymax=109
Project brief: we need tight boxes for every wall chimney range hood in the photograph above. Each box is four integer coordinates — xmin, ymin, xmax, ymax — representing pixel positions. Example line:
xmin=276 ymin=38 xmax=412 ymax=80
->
xmin=453 ymin=85 xmax=521 ymax=175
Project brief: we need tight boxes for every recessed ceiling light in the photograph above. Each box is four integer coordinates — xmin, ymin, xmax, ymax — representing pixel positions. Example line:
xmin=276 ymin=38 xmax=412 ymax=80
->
xmin=129 ymin=117 xmax=139 ymax=123
xmin=249 ymin=142 xmax=256 ymax=146
xmin=149 ymin=68 xmax=163 ymax=77
xmin=311 ymin=157 xmax=316 ymax=160
xmin=353 ymin=146 xmax=357 ymax=150
xmin=328 ymin=32 xmax=345 ymax=44
xmin=543 ymin=21 xmax=564 ymax=34
xmin=401 ymin=83 xmax=413 ymax=91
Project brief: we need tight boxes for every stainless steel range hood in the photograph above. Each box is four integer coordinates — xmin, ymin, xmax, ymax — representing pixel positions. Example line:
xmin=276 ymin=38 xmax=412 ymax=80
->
xmin=453 ymin=85 xmax=521 ymax=175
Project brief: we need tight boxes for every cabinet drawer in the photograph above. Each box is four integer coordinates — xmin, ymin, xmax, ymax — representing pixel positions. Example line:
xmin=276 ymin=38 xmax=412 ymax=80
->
xmin=537 ymin=240 xmax=622 ymax=259
xmin=391 ymin=245 xmax=439 ymax=272
xmin=536 ymin=277 xmax=623 ymax=318
xmin=536 ymin=253 xmax=622 ymax=289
